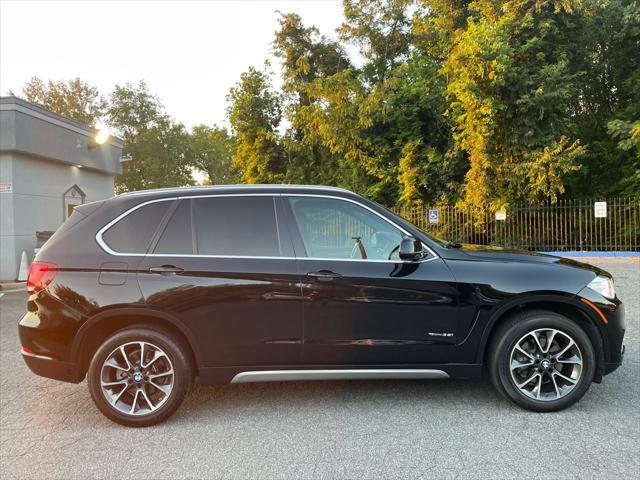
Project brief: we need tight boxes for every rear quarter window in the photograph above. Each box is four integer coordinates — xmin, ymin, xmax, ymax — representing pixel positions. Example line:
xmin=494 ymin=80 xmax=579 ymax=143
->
xmin=101 ymin=200 xmax=172 ymax=254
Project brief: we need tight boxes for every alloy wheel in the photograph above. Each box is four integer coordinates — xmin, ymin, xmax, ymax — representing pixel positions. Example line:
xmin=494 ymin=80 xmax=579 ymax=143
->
xmin=100 ymin=341 xmax=174 ymax=416
xmin=509 ymin=328 xmax=583 ymax=401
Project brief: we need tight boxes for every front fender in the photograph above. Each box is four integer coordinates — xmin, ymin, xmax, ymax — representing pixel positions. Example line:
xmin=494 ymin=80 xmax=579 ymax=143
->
xmin=475 ymin=292 xmax=607 ymax=381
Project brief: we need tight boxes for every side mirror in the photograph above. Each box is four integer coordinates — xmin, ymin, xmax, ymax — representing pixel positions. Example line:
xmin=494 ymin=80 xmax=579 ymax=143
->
xmin=399 ymin=236 xmax=423 ymax=260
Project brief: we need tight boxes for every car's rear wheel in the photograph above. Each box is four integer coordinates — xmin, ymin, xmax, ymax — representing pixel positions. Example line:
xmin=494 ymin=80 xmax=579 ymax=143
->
xmin=87 ymin=327 xmax=193 ymax=427
xmin=489 ymin=310 xmax=596 ymax=411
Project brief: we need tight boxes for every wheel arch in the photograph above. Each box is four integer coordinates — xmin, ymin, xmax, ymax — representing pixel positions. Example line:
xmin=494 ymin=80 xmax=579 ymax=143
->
xmin=71 ymin=307 xmax=201 ymax=381
xmin=478 ymin=294 xmax=606 ymax=383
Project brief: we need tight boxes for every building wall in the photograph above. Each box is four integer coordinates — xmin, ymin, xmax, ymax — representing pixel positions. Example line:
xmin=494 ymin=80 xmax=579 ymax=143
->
xmin=0 ymin=152 xmax=115 ymax=280
xmin=1 ymin=101 xmax=123 ymax=174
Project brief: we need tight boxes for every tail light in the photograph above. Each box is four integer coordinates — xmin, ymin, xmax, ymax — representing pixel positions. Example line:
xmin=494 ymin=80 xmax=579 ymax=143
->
xmin=27 ymin=261 xmax=58 ymax=294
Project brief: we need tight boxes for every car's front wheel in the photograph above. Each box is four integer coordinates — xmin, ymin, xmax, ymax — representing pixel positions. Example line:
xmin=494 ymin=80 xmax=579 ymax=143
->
xmin=489 ymin=310 xmax=596 ymax=411
xmin=87 ymin=327 xmax=193 ymax=427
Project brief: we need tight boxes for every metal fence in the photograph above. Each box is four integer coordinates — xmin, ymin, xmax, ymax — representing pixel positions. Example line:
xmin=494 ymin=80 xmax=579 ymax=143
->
xmin=392 ymin=197 xmax=640 ymax=252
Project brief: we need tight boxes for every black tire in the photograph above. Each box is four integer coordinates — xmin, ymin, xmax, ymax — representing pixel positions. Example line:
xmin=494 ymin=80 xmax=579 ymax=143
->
xmin=87 ymin=326 xmax=193 ymax=427
xmin=488 ymin=310 xmax=596 ymax=412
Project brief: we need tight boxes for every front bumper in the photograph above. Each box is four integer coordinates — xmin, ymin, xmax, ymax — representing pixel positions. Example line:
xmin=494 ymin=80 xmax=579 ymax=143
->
xmin=605 ymin=343 xmax=625 ymax=375
xmin=577 ymin=287 xmax=626 ymax=375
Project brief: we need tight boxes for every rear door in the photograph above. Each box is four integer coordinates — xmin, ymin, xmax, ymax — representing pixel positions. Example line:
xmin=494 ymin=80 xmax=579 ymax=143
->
xmin=136 ymin=194 xmax=303 ymax=367
xmin=282 ymin=195 xmax=459 ymax=365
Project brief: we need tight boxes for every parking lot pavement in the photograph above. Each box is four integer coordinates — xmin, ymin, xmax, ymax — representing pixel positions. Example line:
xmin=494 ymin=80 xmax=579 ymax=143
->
xmin=1 ymin=258 xmax=638 ymax=479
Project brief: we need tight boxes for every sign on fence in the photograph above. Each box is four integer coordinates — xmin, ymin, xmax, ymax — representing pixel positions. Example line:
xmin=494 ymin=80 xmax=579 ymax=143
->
xmin=428 ymin=209 xmax=439 ymax=224
xmin=495 ymin=211 xmax=507 ymax=221
xmin=594 ymin=201 xmax=607 ymax=218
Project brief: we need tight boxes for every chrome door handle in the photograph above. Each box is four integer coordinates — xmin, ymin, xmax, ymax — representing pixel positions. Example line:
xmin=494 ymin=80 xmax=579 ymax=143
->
xmin=149 ymin=265 xmax=184 ymax=275
xmin=307 ymin=271 xmax=342 ymax=281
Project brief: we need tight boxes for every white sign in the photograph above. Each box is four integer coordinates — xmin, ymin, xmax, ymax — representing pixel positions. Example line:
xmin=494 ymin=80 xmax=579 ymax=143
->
xmin=0 ymin=182 xmax=12 ymax=193
xmin=594 ymin=201 xmax=607 ymax=218
xmin=428 ymin=209 xmax=439 ymax=224
xmin=495 ymin=210 xmax=507 ymax=221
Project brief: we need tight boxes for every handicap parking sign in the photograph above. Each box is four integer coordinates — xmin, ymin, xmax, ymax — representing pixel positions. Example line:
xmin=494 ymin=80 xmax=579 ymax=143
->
xmin=428 ymin=209 xmax=439 ymax=224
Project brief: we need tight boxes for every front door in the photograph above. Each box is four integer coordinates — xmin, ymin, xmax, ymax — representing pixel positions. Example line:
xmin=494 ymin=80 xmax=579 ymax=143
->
xmin=282 ymin=195 xmax=459 ymax=365
xmin=137 ymin=195 xmax=303 ymax=367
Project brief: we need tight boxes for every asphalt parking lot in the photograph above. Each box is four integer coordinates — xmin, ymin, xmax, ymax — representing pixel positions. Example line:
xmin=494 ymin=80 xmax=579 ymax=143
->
xmin=1 ymin=257 xmax=638 ymax=479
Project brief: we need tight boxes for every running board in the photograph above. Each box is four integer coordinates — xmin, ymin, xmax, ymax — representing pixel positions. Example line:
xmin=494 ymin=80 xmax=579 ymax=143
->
xmin=230 ymin=369 xmax=449 ymax=383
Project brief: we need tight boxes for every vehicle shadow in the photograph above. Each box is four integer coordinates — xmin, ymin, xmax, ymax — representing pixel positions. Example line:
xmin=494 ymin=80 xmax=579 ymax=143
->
xmin=179 ymin=378 xmax=509 ymax=420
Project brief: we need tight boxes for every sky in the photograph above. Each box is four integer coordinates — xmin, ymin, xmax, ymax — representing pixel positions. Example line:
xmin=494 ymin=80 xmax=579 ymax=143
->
xmin=0 ymin=0 xmax=347 ymax=129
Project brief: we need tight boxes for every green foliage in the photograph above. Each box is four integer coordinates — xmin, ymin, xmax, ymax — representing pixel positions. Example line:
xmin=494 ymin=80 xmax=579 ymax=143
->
xmin=273 ymin=12 xmax=354 ymax=186
xmin=108 ymin=81 xmax=193 ymax=192
xmin=509 ymin=136 xmax=584 ymax=203
xmin=608 ymin=119 xmax=640 ymax=195
xmin=226 ymin=66 xmax=286 ymax=183
xmin=190 ymin=125 xmax=238 ymax=185
xmin=436 ymin=0 xmax=588 ymax=206
xmin=13 ymin=76 xmax=106 ymax=125
xmin=562 ymin=0 xmax=640 ymax=198
xmin=340 ymin=0 xmax=415 ymax=83
xmin=270 ymin=4 xmax=465 ymax=205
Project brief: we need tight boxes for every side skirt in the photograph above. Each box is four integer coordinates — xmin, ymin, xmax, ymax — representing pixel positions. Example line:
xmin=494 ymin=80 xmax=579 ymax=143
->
xmin=231 ymin=369 xmax=449 ymax=383
xmin=198 ymin=364 xmax=483 ymax=385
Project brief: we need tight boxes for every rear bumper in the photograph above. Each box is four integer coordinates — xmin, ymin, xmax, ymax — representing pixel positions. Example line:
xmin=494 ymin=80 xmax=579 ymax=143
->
xmin=19 ymin=305 xmax=85 ymax=384
xmin=21 ymin=348 xmax=81 ymax=383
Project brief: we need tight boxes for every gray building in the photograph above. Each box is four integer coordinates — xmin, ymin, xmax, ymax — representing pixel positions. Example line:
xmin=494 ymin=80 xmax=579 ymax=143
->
xmin=0 ymin=96 xmax=124 ymax=281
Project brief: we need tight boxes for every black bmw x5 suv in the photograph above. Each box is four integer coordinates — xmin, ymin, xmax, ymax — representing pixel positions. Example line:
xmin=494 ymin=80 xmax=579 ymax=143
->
xmin=20 ymin=185 xmax=625 ymax=426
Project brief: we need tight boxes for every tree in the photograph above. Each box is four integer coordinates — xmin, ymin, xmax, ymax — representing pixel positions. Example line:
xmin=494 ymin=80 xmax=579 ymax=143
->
xmin=189 ymin=125 xmax=238 ymax=185
xmin=108 ymin=81 xmax=193 ymax=192
xmin=341 ymin=0 xmax=415 ymax=83
xmin=417 ymin=0 xmax=639 ymax=204
xmin=436 ymin=0 xmax=585 ymax=206
xmin=12 ymin=76 xmax=106 ymax=125
xmin=273 ymin=12 xmax=354 ymax=185
xmin=226 ymin=66 xmax=286 ymax=183
xmin=607 ymin=116 xmax=640 ymax=196
xmin=284 ymin=2 xmax=465 ymax=205
xmin=564 ymin=0 xmax=640 ymax=197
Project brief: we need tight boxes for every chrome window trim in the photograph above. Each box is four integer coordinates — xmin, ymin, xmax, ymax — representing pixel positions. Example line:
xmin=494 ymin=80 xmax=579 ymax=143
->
xmin=96 ymin=194 xmax=279 ymax=257
xmin=231 ymin=369 xmax=450 ymax=383
xmin=95 ymin=192 xmax=440 ymax=263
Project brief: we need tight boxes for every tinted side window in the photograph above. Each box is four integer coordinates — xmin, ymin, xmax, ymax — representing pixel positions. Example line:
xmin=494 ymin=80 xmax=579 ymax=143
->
xmin=194 ymin=196 xmax=280 ymax=256
xmin=154 ymin=200 xmax=194 ymax=254
xmin=102 ymin=201 xmax=171 ymax=253
xmin=288 ymin=196 xmax=403 ymax=261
